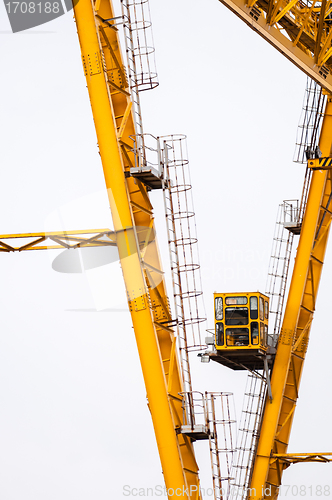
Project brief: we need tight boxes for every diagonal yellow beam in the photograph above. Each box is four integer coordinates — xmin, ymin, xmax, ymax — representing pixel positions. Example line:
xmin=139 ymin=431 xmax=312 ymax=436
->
xmin=72 ymin=0 xmax=202 ymax=497
xmin=269 ymin=0 xmax=284 ymax=25
xmin=273 ymin=0 xmax=298 ymax=25
xmin=318 ymin=38 xmax=332 ymax=67
xmin=315 ymin=0 xmax=327 ymax=63
xmin=249 ymin=96 xmax=332 ymax=499
xmin=117 ymin=101 xmax=132 ymax=140
xmin=99 ymin=25 xmax=127 ymax=87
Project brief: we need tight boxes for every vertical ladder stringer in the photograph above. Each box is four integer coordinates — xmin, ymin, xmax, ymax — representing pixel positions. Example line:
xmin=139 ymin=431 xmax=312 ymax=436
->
xmin=74 ymin=0 xmax=201 ymax=496
xmin=266 ymin=203 xmax=295 ymax=346
xmin=231 ymin=373 xmax=267 ymax=498
xmin=162 ymin=168 xmax=193 ymax=395
xmin=249 ymin=97 xmax=332 ymax=500
xmin=206 ymin=392 xmax=237 ymax=500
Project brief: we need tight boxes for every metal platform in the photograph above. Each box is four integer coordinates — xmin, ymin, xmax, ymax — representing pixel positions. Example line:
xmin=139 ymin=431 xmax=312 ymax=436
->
xmin=284 ymin=222 xmax=302 ymax=235
xmin=210 ymin=348 xmax=275 ymax=371
xmin=130 ymin=165 xmax=163 ymax=190
xmin=180 ymin=424 xmax=210 ymax=441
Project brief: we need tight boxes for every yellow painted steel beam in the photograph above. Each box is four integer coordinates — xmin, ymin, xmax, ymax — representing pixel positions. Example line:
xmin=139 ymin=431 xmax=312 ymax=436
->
xmin=308 ymin=156 xmax=332 ymax=169
xmin=72 ymin=0 xmax=201 ymax=497
xmin=0 ymin=230 xmax=115 ymax=252
xmin=272 ymin=0 xmax=298 ymax=26
xmin=249 ymin=96 xmax=332 ymax=499
xmin=0 ymin=229 xmax=113 ymax=239
xmin=315 ymin=0 xmax=327 ymax=63
xmin=217 ymin=0 xmax=332 ymax=91
xmin=272 ymin=452 xmax=332 ymax=467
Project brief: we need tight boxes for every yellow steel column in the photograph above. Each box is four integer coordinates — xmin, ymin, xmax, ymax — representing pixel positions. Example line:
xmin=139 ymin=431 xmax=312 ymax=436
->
xmin=73 ymin=0 xmax=190 ymax=496
xmin=250 ymin=96 xmax=332 ymax=499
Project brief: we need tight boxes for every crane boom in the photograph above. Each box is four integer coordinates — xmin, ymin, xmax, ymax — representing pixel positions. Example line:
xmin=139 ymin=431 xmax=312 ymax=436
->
xmin=250 ymin=97 xmax=332 ymax=498
xmin=72 ymin=0 xmax=201 ymax=497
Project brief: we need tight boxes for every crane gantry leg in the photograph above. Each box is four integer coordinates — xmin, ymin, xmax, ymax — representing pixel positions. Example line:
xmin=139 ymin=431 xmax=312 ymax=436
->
xmin=249 ymin=95 xmax=332 ymax=499
xmin=72 ymin=0 xmax=202 ymax=498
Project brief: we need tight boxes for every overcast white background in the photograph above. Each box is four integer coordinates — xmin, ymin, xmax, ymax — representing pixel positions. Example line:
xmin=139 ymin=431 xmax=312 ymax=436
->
xmin=0 ymin=0 xmax=331 ymax=498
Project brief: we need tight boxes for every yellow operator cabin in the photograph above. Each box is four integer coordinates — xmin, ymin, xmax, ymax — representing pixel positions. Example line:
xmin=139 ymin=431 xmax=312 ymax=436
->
xmin=211 ymin=292 xmax=271 ymax=370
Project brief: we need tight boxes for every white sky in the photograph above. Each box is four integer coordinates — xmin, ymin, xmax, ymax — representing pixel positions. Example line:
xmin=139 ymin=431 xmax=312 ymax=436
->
xmin=0 ymin=0 xmax=331 ymax=498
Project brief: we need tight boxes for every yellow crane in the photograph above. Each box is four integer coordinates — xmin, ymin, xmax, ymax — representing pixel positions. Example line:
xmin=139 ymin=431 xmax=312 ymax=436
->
xmin=70 ymin=0 xmax=332 ymax=497
xmin=3 ymin=0 xmax=332 ymax=498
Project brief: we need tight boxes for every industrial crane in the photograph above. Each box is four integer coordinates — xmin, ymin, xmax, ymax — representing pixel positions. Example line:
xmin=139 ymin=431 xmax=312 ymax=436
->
xmin=2 ymin=0 xmax=332 ymax=498
xmin=70 ymin=0 xmax=332 ymax=497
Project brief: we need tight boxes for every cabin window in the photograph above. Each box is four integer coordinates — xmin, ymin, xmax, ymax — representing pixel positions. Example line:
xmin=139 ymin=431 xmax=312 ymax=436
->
xmin=251 ymin=322 xmax=259 ymax=345
xmin=216 ymin=322 xmax=224 ymax=346
xmin=259 ymin=297 xmax=264 ymax=321
xmin=264 ymin=324 xmax=268 ymax=346
xmin=225 ymin=307 xmax=248 ymax=325
xmin=226 ymin=328 xmax=249 ymax=346
xmin=215 ymin=297 xmax=223 ymax=320
xmin=265 ymin=300 xmax=269 ymax=320
xmin=260 ymin=322 xmax=265 ymax=345
xmin=250 ymin=296 xmax=258 ymax=320
xmin=225 ymin=296 xmax=247 ymax=305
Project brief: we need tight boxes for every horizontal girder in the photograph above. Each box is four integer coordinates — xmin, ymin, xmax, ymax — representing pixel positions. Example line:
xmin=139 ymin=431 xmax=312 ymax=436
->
xmin=0 ymin=229 xmax=115 ymax=252
xmin=218 ymin=0 xmax=332 ymax=91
